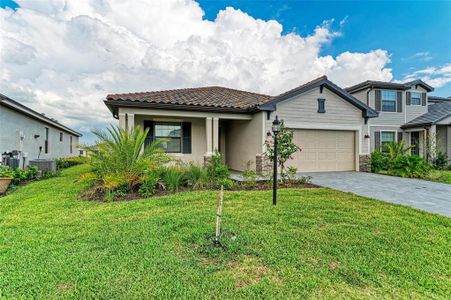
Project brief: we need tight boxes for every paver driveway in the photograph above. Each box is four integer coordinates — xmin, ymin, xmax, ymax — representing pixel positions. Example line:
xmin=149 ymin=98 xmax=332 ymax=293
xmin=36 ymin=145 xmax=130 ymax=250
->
xmin=302 ymin=171 xmax=451 ymax=217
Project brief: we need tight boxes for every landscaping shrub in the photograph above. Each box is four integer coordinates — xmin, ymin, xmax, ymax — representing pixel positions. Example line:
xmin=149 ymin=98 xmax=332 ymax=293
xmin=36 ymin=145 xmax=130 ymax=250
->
xmin=0 ymin=166 xmax=14 ymax=178
xmin=206 ymin=151 xmax=233 ymax=189
xmin=370 ymin=151 xmax=389 ymax=173
xmin=138 ymin=170 xmax=160 ymax=197
xmin=240 ymin=160 xmax=257 ymax=189
xmin=11 ymin=165 xmax=40 ymax=185
xmin=387 ymin=154 xmax=431 ymax=178
xmin=86 ymin=125 xmax=170 ymax=197
xmin=371 ymin=148 xmax=431 ymax=179
xmin=184 ymin=163 xmax=208 ymax=190
xmin=432 ymin=152 xmax=449 ymax=170
xmin=56 ymin=157 xmax=85 ymax=169
xmin=161 ymin=166 xmax=185 ymax=192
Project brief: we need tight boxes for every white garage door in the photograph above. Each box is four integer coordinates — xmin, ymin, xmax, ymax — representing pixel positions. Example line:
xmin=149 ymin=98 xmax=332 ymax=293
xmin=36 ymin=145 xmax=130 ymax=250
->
xmin=289 ymin=129 xmax=356 ymax=172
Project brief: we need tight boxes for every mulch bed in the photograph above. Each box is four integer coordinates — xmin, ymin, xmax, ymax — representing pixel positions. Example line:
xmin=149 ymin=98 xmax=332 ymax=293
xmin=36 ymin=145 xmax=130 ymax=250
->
xmin=79 ymin=181 xmax=319 ymax=202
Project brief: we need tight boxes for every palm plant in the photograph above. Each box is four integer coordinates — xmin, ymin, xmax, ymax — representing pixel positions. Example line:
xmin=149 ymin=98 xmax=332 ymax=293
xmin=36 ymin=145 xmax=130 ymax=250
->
xmin=384 ymin=140 xmax=413 ymax=160
xmin=87 ymin=125 xmax=170 ymax=190
xmin=161 ymin=166 xmax=185 ymax=192
xmin=184 ymin=163 xmax=208 ymax=190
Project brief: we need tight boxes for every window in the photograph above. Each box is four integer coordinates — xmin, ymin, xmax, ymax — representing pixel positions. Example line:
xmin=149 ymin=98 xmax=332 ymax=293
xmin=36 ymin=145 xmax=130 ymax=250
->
xmin=45 ymin=127 xmax=49 ymax=154
xmin=70 ymin=136 xmax=73 ymax=154
xmin=381 ymin=131 xmax=395 ymax=151
xmin=155 ymin=123 xmax=182 ymax=153
xmin=60 ymin=132 xmax=63 ymax=142
xmin=317 ymin=98 xmax=326 ymax=113
xmin=381 ymin=90 xmax=397 ymax=112
xmin=411 ymin=92 xmax=421 ymax=105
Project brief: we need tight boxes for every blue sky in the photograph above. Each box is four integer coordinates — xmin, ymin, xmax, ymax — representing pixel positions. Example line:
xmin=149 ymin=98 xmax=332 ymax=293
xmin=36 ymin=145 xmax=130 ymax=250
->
xmin=0 ymin=0 xmax=450 ymax=142
xmin=198 ymin=0 xmax=451 ymax=96
xmin=2 ymin=0 xmax=449 ymax=95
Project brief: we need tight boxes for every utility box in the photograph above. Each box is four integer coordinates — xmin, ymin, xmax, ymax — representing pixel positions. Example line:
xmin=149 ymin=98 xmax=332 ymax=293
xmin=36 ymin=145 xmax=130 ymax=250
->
xmin=29 ymin=159 xmax=56 ymax=173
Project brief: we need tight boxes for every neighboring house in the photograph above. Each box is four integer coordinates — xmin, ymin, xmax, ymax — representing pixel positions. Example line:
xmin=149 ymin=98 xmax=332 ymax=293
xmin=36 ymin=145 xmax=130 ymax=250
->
xmin=0 ymin=93 xmax=82 ymax=167
xmin=104 ymin=76 xmax=378 ymax=173
xmin=346 ymin=81 xmax=451 ymax=159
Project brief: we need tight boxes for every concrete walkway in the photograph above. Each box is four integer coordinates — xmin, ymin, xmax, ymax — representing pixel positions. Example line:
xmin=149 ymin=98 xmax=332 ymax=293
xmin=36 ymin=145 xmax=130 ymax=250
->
xmin=301 ymin=171 xmax=451 ymax=217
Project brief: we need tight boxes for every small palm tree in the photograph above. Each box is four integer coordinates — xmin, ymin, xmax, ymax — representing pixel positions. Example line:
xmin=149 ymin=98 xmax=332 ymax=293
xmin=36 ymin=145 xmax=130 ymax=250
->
xmin=384 ymin=140 xmax=414 ymax=160
xmin=87 ymin=125 xmax=169 ymax=190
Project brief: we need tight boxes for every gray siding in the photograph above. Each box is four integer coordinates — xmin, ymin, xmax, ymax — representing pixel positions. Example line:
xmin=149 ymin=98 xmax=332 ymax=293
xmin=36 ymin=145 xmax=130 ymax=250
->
xmin=265 ymin=87 xmax=369 ymax=154
xmin=350 ymin=89 xmax=369 ymax=105
xmin=0 ymin=105 xmax=79 ymax=166
xmin=368 ymin=90 xmax=406 ymax=126
xmin=405 ymin=86 xmax=428 ymax=122
xmin=369 ymin=126 xmax=401 ymax=152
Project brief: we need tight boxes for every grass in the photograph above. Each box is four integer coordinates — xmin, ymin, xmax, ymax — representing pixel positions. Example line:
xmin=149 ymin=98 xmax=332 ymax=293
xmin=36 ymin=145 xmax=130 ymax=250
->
xmin=428 ymin=170 xmax=451 ymax=184
xmin=0 ymin=165 xmax=450 ymax=299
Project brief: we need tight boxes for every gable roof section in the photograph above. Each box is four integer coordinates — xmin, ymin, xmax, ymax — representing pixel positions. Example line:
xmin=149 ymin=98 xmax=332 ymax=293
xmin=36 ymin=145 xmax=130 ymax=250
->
xmin=345 ymin=79 xmax=434 ymax=94
xmin=258 ymin=76 xmax=378 ymax=118
xmin=401 ymin=102 xmax=451 ymax=129
xmin=0 ymin=93 xmax=82 ymax=137
xmin=105 ymin=86 xmax=272 ymax=116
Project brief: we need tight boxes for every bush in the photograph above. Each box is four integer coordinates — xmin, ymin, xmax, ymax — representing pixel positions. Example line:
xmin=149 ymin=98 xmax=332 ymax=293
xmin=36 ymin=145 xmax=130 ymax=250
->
xmin=184 ymin=163 xmax=208 ymax=190
xmin=370 ymin=151 xmax=389 ymax=173
xmin=139 ymin=171 xmax=160 ymax=197
xmin=0 ymin=166 xmax=14 ymax=178
xmin=56 ymin=157 xmax=85 ymax=169
xmin=87 ymin=125 xmax=170 ymax=193
xmin=241 ymin=161 xmax=257 ymax=188
xmin=387 ymin=154 xmax=431 ymax=178
xmin=432 ymin=152 xmax=449 ymax=170
xmin=161 ymin=166 xmax=185 ymax=192
xmin=206 ymin=151 xmax=231 ymax=189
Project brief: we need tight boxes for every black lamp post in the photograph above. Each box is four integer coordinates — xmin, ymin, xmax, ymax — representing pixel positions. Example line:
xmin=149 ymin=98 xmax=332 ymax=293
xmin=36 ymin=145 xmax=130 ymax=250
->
xmin=272 ymin=116 xmax=281 ymax=206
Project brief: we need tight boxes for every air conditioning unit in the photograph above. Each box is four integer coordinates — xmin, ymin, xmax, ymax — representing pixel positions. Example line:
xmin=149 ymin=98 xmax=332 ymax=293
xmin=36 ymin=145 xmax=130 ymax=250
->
xmin=29 ymin=159 xmax=56 ymax=172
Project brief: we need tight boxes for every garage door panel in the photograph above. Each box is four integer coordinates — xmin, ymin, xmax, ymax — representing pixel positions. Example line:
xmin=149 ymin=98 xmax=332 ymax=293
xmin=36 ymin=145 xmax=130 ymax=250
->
xmin=289 ymin=129 xmax=355 ymax=172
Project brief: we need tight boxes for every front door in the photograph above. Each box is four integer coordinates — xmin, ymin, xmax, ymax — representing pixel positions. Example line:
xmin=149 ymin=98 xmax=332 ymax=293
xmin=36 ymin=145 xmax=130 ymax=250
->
xmin=410 ymin=132 xmax=420 ymax=155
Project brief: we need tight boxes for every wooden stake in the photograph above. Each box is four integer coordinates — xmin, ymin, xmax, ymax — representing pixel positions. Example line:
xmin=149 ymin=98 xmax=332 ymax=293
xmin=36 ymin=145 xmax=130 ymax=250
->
xmin=215 ymin=185 xmax=224 ymax=240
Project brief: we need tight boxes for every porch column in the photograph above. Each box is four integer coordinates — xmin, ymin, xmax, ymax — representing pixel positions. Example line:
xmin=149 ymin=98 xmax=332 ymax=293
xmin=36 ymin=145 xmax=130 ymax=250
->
xmin=127 ymin=113 xmax=135 ymax=131
xmin=212 ymin=117 xmax=219 ymax=152
xmin=430 ymin=125 xmax=437 ymax=161
xmin=118 ymin=113 xmax=126 ymax=129
xmin=205 ymin=117 xmax=213 ymax=155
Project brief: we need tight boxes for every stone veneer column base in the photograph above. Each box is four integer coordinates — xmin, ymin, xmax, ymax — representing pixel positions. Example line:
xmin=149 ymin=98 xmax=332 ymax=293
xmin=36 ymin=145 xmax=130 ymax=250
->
xmin=359 ymin=154 xmax=371 ymax=172
xmin=256 ymin=153 xmax=272 ymax=175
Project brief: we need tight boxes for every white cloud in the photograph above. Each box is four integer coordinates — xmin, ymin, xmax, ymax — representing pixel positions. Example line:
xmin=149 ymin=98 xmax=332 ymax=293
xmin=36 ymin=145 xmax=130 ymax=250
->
xmin=402 ymin=51 xmax=433 ymax=62
xmin=0 ymin=0 xmax=396 ymax=141
xmin=402 ymin=64 xmax=451 ymax=88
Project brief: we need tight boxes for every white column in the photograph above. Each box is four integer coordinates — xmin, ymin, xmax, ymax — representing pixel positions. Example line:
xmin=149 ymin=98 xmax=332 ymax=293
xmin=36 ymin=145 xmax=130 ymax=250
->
xmin=118 ymin=113 xmax=126 ymax=129
xmin=205 ymin=117 xmax=213 ymax=155
xmin=128 ymin=113 xmax=135 ymax=131
xmin=212 ymin=117 xmax=219 ymax=152
xmin=430 ymin=125 xmax=437 ymax=160
xmin=447 ymin=126 xmax=451 ymax=159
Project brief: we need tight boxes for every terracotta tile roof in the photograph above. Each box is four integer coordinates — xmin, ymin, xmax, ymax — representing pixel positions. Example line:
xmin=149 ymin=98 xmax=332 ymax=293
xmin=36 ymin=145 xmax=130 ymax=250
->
xmin=106 ymin=86 xmax=272 ymax=111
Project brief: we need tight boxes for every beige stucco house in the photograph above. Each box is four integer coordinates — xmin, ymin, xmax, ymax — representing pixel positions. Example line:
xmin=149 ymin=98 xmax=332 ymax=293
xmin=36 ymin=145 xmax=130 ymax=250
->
xmin=104 ymin=76 xmax=450 ymax=173
xmin=104 ymin=76 xmax=380 ymax=173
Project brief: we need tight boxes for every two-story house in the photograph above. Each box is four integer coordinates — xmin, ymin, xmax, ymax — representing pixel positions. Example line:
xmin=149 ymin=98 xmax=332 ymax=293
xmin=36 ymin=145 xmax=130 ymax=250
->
xmin=346 ymin=80 xmax=451 ymax=159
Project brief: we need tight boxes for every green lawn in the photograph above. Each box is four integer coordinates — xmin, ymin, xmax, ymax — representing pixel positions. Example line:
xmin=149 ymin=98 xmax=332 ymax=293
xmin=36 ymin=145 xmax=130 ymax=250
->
xmin=1 ymin=165 xmax=450 ymax=299
xmin=429 ymin=170 xmax=451 ymax=184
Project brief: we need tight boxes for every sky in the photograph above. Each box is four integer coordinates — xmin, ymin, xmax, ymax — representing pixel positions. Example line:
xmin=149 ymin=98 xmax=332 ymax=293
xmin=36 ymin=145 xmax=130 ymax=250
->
xmin=0 ymin=0 xmax=450 ymax=144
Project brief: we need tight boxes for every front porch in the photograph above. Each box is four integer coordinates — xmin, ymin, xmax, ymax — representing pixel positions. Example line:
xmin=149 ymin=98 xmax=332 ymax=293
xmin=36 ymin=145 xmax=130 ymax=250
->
xmin=403 ymin=124 xmax=451 ymax=159
xmin=117 ymin=107 xmax=267 ymax=171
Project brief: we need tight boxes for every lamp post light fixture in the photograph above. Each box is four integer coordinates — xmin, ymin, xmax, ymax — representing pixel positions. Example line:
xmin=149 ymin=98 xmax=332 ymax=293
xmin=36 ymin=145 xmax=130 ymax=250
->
xmin=272 ymin=115 xmax=281 ymax=206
